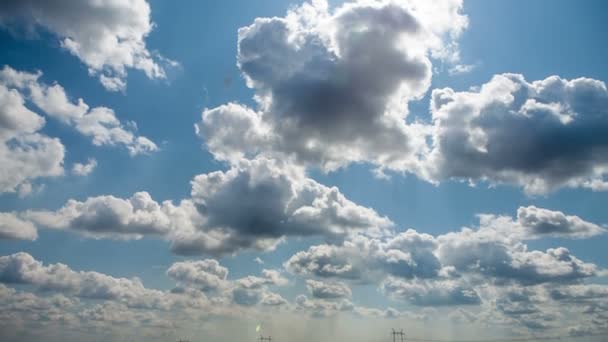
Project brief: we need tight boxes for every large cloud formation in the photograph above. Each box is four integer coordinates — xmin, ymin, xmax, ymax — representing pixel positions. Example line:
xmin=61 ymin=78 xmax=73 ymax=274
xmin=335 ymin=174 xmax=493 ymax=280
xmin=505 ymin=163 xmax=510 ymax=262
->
xmin=197 ymin=0 xmax=466 ymax=171
xmin=286 ymin=206 xmax=604 ymax=304
xmin=0 ymin=252 xmax=171 ymax=308
xmin=198 ymin=0 xmax=608 ymax=195
xmin=0 ymin=253 xmax=294 ymax=341
xmin=24 ymin=157 xmax=393 ymax=255
xmin=0 ymin=0 xmax=172 ymax=91
xmin=0 ymin=65 xmax=158 ymax=194
xmin=425 ymin=73 xmax=608 ymax=194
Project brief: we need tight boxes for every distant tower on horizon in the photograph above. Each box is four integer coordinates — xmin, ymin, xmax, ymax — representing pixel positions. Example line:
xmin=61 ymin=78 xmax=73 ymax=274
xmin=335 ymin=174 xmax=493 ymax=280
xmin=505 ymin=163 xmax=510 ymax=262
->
xmin=259 ymin=335 xmax=272 ymax=342
xmin=391 ymin=329 xmax=405 ymax=342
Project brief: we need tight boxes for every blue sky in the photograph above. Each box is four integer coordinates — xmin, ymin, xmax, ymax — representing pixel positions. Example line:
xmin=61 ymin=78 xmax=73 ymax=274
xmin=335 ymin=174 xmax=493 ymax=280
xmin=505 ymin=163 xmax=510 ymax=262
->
xmin=1 ymin=1 xmax=608 ymax=341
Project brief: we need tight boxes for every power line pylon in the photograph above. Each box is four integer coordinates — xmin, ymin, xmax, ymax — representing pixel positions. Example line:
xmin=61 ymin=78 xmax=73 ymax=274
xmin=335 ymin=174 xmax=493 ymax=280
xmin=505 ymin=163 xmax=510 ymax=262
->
xmin=391 ymin=329 xmax=405 ymax=342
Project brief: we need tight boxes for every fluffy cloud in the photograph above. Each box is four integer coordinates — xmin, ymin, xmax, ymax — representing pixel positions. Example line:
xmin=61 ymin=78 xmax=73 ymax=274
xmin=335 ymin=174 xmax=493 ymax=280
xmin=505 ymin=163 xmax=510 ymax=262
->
xmin=72 ymin=158 xmax=97 ymax=176
xmin=197 ymin=0 xmax=608 ymax=194
xmin=198 ymin=0 xmax=466 ymax=171
xmin=549 ymin=284 xmax=608 ymax=302
xmin=286 ymin=206 xmax=603 ymax=308
xmin=166 ymin=258 xmax=288 ymax=308
xmin=285 ymin=230 xmax=441 ymax=281
xmin=306 ymin=279 xmax=351 ymax=299
xmin=437 ymin=241 xmax=597 ymax=286
xmin=230 ymin=270 xmax=288 ymax=307
xmin=24 ymin=192 xmax=173 ymax=240
xmin=166 ymin=259 xmax=228 ymax=292
xmin=0 ymin=252 xmax=173 ymax=309
xmin=295 ymin=294 xmax=355 ymax=317
xmin=200 ymin=17 xmax=608 ymax=195
xmin=425 ymin=73 xmax=608 ymax=194
xmin=0 ymin=66 xmax=158 ymax=155
xmin=260 ymin=291 xmax=288 ymax=307
xmin=0 ymin=212 xmax=37 ymax=240
xmin=25 ymin=158 xmax=391 ymax=256
xmin=0 ymin=253 xmax=298 ymax=340
xmin=0 ymin=75 xmax=64 ymax=194
xmin=172 ymin=157 xmax=393 ymax=255
xmin=381 ymin=277 xmax=480 ymax=306
xmin=436 ymin=209 xmax=602 ymax=285
xmin=0 ymin=0 xmax=172 ymax=91
xmin=0 ymin=284 xmax=79 ymax=337
xmin=515 ymin=206 xmax=606 ymax=239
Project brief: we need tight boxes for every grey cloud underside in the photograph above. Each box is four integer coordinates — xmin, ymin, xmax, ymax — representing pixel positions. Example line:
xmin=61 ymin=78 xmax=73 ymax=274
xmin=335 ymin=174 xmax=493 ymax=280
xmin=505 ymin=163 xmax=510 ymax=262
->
xmin=427 ymin=73 xmax=608 ymax=194
xmin=199 ymin=0 xmax=466 ymax=172
xmin=23 ymin=157 xmax=392 ymax=256
xmin=306 ymin=279 xmax=352 ymax=299
xmin=198 ymin=1 xmax=608 ymax=194
xmin=286 ymin=207 xmax=604 ymax=307
xmin=381 ymin=278 xmax=481 ymax=306
xmin=203 ymin=73 xmax=608 ymax=194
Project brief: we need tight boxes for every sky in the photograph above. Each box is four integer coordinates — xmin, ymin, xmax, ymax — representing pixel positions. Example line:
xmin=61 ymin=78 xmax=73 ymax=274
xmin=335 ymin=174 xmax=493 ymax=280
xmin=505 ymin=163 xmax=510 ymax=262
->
xmin=0 ymin=0 xmax=608 ymax=341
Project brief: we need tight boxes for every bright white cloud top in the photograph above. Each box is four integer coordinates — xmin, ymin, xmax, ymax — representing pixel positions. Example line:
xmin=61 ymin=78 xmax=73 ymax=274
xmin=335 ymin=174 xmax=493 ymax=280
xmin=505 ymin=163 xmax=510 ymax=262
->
xmin=0 ymin=0 xmax=173 ymax=91
xmin=0 ymin=65 xmax=158 ymax=194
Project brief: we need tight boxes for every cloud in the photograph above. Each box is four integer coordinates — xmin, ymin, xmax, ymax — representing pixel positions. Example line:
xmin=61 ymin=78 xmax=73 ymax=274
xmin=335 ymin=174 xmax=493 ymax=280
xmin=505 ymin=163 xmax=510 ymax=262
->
xmin=0 ymin=73 xmax=64 ymax=194
xmin=306 ymin=279 xmax=351 ymax=299
xmin=201 ymin=38 xmax=608 ymax=195
xmin=0 ymin=253 xmax=299 ymax=339
xmin=381 ymin=277 xmax=481 ymax=306
xmin=166 ymin=258 xmax=288 ymax=308
xmin=260 ymin=292 xmax=288 ymax=306
xmin=198 ymin=0 xmax=466 ymax=171
xmin=295 ymin=294 xmax=354 ymax=318
xmin=230 ymin=270 xmax=288 ymax=307
xmin=0 ymin=0 xmax=172 ymax=91
xmin=425 ymin=73 xmax=608 ymax=194
xmin=166 ymin=259 xmax=229 ymax=292
xmin=285 ymin=230 xmax=441 ymax=281
xmin=456 ymin=206 xmax=606 ymax=245
xmin=171 ymin=157 xmax=393 ymax=255
xmin=24 ymin=192 xmax=173 ymax=240
xmin=25 ymin=158 xmax=391 ymax=256
xmin=515 ymin=206 xmax=606 ymax=239
xmin=0 ymin=252 xmax=174 ymax=309
xmin=0 ymin=212 xmax=37 ymax=240
xmin=0 ymin=284 xmax=79 ymax=335
xmin=195 ymin=1 xmax=608 ymax=195
xmin=549 ymin=284 xmax=608 ymax=302
xmin=0 ymin=66 xmax=158 ymax=155
xmin=286 ymin=206 xmax=603 ymax=308
xmin=437 ymin=233 xmax=598 ymax=286
xmin=448 ymin=63 xmax=476 ymax=75
xmin=72 ymin=158 xmax=97 ymax=176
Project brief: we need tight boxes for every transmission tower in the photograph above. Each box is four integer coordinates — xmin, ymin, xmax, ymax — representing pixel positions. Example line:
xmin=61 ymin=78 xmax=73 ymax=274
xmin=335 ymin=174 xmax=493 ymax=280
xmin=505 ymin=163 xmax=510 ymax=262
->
xmin=392 ymin=329 xmax=405 ymax=342
xmin=259 ymin=335 xmax=272 ymax=342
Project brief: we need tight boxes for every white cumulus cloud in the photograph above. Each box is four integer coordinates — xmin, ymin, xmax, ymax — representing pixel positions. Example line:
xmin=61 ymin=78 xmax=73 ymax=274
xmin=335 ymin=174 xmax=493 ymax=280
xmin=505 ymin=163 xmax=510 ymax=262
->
xmin=0 ymin=0 xmax=174 ymax=91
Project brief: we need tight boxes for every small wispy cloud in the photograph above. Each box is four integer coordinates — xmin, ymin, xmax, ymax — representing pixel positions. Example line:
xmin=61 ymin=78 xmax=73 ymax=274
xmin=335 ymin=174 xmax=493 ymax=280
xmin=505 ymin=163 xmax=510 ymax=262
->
xmin=72 ymin=158 xmax=97 ymax=176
